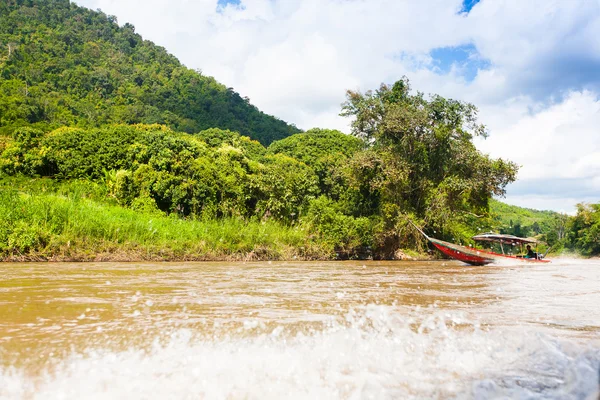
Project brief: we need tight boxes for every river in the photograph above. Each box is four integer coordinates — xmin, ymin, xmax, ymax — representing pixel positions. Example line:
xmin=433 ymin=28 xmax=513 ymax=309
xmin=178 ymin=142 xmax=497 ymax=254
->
xmin=0 ymin=259 xmax=599 ymax=399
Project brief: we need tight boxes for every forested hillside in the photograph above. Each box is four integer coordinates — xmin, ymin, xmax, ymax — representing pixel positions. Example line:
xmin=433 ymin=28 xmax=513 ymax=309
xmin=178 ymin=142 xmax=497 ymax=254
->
xmin=490 ymin=200 xmax=563 ymax=237
xmin=0 ymin=0 xmax=299 ymax=144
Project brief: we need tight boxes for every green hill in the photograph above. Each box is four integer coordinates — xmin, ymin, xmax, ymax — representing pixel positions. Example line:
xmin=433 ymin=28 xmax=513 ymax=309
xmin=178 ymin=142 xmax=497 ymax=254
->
xmin=0 ymin=0 xmax=299 ymax=144
xmin=490 ymin=199 xmax=563 ymax=237
xmin=490 ymin=200 xmax=600 ymax=256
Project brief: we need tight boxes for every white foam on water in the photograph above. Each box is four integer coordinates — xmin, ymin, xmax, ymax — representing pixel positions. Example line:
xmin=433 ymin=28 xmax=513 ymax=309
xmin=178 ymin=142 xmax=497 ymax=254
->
xmin=488 ymin=256 xmax=595 ymax=268
xmin=1 ymin=305 xmax=598 ymax=400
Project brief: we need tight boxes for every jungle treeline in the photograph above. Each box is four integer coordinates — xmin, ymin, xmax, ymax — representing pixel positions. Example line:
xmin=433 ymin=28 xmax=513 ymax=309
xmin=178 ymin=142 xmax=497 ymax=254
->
xmin=1 ymin=0 xmax=598 ymax=260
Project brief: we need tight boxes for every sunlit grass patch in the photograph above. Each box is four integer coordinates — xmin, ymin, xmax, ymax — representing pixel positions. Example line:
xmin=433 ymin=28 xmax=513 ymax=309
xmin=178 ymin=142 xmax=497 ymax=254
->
xmin=0 ymin=184 xmax=329 ymax=261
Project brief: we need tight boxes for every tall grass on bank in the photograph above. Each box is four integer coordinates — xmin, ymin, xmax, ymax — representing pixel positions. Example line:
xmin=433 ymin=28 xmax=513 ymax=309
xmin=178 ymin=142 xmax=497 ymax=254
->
xmin=0 ymin=188 xmax=330 ymax=261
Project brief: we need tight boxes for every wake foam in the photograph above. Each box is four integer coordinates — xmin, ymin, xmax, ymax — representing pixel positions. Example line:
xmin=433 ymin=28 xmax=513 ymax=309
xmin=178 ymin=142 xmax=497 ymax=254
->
xmin=1 ymin=305 xmax=598 ymax=400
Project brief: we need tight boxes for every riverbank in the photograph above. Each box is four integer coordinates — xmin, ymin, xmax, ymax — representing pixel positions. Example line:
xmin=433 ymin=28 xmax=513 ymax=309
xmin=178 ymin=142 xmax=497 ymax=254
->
xmin=1 ymin=250 xmax=429 ymax=263
xmin=1 ymin=182 xmax=431 ymax=262
xmin=1 ymin=178 xmax=575 ymax=263
xmin=0 ymin=189 xmax=322 ymax=262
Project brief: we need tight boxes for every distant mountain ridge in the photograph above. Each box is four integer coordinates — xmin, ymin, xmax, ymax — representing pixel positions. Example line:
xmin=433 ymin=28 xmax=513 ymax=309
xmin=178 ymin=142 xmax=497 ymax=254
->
xmin=0 ymin=0 xmax=299 ymax=144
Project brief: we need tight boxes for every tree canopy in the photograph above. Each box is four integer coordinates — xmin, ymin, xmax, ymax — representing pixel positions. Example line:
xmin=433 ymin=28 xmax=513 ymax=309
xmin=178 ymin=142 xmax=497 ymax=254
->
xmin=341 ymin=77 xmax=519 ymax=244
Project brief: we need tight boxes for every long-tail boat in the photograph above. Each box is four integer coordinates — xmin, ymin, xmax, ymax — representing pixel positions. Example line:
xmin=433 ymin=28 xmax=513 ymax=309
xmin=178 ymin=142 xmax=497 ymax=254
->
xmin=412 ymin=224 xmax=551 ymax=266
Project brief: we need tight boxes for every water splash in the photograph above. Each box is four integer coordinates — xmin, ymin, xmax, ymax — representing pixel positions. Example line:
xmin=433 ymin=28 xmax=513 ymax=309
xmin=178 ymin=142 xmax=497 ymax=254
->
xmin=1 ymin=305 xmax=598 ymax=400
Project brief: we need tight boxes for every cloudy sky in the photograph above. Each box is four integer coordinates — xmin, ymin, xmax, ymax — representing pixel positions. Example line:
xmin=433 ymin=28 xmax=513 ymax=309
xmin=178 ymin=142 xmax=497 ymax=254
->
xmin=74 ymin=0 xmax=600 ymax=214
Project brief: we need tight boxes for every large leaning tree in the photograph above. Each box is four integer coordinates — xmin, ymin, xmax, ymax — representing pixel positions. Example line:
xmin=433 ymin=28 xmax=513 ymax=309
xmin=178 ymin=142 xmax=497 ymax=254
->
xmin=341 ymin=77 xmax=518 ymax=248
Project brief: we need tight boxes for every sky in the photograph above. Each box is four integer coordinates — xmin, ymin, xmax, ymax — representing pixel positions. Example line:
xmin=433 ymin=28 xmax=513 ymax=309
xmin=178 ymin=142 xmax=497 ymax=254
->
xmin=74 ymin=0 xmax=600 ymax=214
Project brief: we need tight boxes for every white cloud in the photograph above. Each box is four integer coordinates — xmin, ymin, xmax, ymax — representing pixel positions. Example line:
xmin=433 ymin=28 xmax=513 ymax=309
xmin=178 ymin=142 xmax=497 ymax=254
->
xmin=476 ymin=91 xmax=600 ymax=213
xmin=73 ymin=0 xmax=600 ymax=212
xmin=478 ymin=91 xmax=600 ymax=180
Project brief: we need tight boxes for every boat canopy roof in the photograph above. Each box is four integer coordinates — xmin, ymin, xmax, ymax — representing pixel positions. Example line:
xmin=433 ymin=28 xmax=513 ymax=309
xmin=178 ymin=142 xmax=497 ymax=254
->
xmin=471 ymin=232 xmax=537 ymax=245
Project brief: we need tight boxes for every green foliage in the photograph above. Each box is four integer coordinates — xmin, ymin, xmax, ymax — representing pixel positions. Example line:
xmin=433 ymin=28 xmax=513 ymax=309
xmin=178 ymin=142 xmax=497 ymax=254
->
xmin=489 ymin=199 xmax=564 ymax=238
xmin=267 ymin=128 xmax=363 ymax=165
xmin=566 ymin=203 xmax=600 ymax=256
xmin=0 ymin=125 xmax=320 ymax=222
xmin=302 ymin=196 xmax=374 ymax=258
xmin=0 ymin=186 xmax=325 ymax=260
xmin=197 ymin=128 xmax=267 ymax=159
xmin=342 ymin=149 xmax=385 ymax=217
xmin=0 ymin=0 xmax=298 ymax=144
xmin=5 ymin=220 xmax=49 ymax=254
xmin=267 ymin=128 xmax=364 ymax=199
xmin=251 ymin=154 xmax=319 ymax=222
xmin=0 ymin=127 xmax=46 ymax=175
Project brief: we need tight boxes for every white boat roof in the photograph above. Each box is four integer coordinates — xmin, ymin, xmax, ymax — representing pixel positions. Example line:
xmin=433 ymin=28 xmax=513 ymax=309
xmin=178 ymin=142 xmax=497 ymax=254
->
xmin=472 ymin=232 xmax=537 ymax=244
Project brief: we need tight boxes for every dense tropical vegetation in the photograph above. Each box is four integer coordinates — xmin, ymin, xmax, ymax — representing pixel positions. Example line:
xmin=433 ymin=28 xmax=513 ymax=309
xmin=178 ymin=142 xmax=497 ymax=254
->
xmin=1 ymin=0 xmax=598 ymax=260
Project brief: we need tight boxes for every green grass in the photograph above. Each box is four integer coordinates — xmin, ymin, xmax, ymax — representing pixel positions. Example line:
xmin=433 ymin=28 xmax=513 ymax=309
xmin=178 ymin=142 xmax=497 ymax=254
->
xmin=0 ymin=179 xmax=331 ymax=261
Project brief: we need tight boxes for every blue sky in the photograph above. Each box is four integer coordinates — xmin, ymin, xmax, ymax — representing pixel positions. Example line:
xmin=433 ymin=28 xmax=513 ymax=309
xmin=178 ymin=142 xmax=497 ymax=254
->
xmin=429 ymin=44 xmax=489 ymax=82
xmin=461 ymin=0 xmax=480 ymax=13
xmin=217 ymin=0 xmax=240 ymax=8
xmin=75 ymin=0 xmax=600 ymax=213
xmin=427 ymin=0 xmax=485 ymax=83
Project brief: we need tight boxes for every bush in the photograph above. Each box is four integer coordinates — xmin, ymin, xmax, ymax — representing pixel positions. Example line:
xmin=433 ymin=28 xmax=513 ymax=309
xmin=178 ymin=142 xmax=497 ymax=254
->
xmin=6 ymin=221 xmax=48 ymax=253
xmin=303 ymin=196 xmax=373 ymax=256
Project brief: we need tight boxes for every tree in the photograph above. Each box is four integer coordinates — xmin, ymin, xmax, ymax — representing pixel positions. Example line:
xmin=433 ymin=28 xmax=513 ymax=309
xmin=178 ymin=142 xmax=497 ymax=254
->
xmin=341 ymin=77 xmax=518 ymax=244
xmin=267 ymin=128 xmax=364 ymax=199
xmin=567 ymin=203 xmax=600 ymax=256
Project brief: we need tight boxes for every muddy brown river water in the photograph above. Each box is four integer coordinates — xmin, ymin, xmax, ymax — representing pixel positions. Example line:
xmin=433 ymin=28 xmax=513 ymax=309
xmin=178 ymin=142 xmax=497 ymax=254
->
xmin=0 ymin=259 xmax=599 ymax=399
